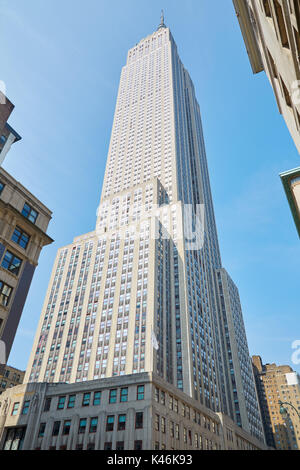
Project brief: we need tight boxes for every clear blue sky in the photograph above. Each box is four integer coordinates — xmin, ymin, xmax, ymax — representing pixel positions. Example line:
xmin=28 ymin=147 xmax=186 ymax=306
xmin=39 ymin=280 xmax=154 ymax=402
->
xmin=1 ymin=0 xmax=299 ymax=373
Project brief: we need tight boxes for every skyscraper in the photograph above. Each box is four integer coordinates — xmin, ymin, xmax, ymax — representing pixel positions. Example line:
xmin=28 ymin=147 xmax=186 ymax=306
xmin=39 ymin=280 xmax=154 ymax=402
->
xmin=25 ymin=16 xmax=265 ymax=442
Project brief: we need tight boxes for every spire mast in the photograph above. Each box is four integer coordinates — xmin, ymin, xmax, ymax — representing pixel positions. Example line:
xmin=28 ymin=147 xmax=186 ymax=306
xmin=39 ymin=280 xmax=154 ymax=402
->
xmin=158 ymin=9 xmax=166 ymax=29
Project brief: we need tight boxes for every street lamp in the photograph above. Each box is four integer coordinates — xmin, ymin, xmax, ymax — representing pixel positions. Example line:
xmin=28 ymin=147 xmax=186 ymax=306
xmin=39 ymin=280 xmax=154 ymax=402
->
xmin=278 ymin=400 xmax=300 ymax=421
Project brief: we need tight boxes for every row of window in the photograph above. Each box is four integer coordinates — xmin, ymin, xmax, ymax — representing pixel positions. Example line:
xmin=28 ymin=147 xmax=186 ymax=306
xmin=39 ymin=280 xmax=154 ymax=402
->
xmin=45 ymin=385 xmax=145 ymax=412
xmin=39 ymin=411 xmax=144 ymax=438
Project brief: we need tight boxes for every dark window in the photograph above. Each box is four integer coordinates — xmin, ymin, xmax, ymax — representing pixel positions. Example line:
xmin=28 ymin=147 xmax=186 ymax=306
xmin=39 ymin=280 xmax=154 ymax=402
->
xmin=11 ymin=227 xmax=30 ymax=249
xmin=87 ymin=443 xmax=95 ymax=450
xmin=52 ymin=421 xmax=60 ymax=436
xmin=281 ymin=77 xmax=292 ymax=107
xmin=89 ymin=417 xmax=98 ymax=433
xmin=1 ymin=250 xmax=22 ymax=276
xmin=120 ymin=387 xmax=128 ymax=402
xmin=274 ymin=0 xmax=289 ymax=48
xmin=106 ymin=415 xmax=115 ymax=431
xmin=134 ymin=440 xmax=143 ymax=450
xmin=22 ymin=203 xmax=38 ymax=224
xmin=57 ymin=396 xmax=66 ymax=410
xmin=137 ymin=385 xmax=144 ymax=400
xmin=67 ymin=395 xmax=76 ymax=408
xmin=78 ymin=418 xmax=87 ymax=434
xmin=262 ymin=0 xmax=272 ymax=17
xmin=93 ymin=391 xmax=101 ymax=405
xmin=116 ymin=441 xmax=124 ymax=450
xmin=104 ymin=442 xmax=112 ymax=450
xmin=63 ymin=420 xmax=71 ymax=435
xmin=21 ymin=401 xmax=30 ymax=415
xmin=76 ymin=444 xmax=83 ymax=450
xmin=44 ymin=398 xmax=51 ymax=412
xmin=109 ymin=389 xmax=117 ymax=404
xmin=82 ymin=392 xmax=91 ymax=406
xmin=0 ymin=182 xmax=4 ymax=195
xmin=38 ymin=423 xmax=46 ymax=437
xmin=135 ymin=412 xmax=143 ymax=429
xmin=11 ymin=402 xmax=20 ymax=415
xmin=0 ymin=281 xmax=12 ymax=307
xmin=118 ymin=414 xmax=126 ymax=431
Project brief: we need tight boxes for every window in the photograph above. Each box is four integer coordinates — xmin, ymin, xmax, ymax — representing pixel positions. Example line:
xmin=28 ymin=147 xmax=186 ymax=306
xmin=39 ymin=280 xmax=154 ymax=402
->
xmin=38 ymin=423 xmax=46 ymax=437
xmin=89 ymin=417 xmax=98 ymax=433
xmin=78 ymin=418 xmax=87 ymax=434
xmin=87 ymin=443 xmax=95 ymax=450
xmin=135 ymin=412 xmax=143 ymax=429
xmin=262 ymin=0 xmax=272 ymax=17
xmin=93 ymin=391 xmax=101 ymax=405
xmin=52 ymin=421 xmax=60 ymax=436
xmin=137 ymin=385 xmax=144 ymax=400
xmin=57 ymin=396 xmax=66 ymax=410
xmin=155 ymin=414 xmax=160 ymax=431
xmin=120 ymin=387 xmax=128 ymax=402
xmin=109 ymin=389 xmax=117 ymax=404
xmin=1 ymin=250 xmax=22 ymax=276
xmin=161 ymin=391 xmax=165 ymax=405
xmin=118 ymin=414 xmax=126 ymax=431
xmin=134 ymin=440 xmax=143 ymax=450
xmin=104 ymin=442 xmax=112 ymax=450
xmin=0 ymin=182 xmax=4 ymax=195
xmin=63 ymin=420 xmax=71 ymax=435
xmin=116 ymin=441 xmax=124 ymax=450
xmin=22 ymin=203 xmax=38 ymax=224
xmin=11 ymin=402 xmax=20 ymax=415
xmin=82 ymin=392 xmax=91 ymax=406
xmin=0 ymin=135 xmax=7 ymax=144
xmin=274 ymin=0 xmax=289 ymax=48
xmin=22 ymin=401 xmax=30 ymax=415
xmin=67 ymin=395 xmax=76 ymax=408
xmin=106 ymin=415 xmax=115 ymax=431
xmin=11 ymin=227 xmax=30 ymax=249
xmin=281 ymin=77 xmax=292 ymax=107
xmin=0 ymin=281 xmax=12 ymax=307
xmin=44 ymin=398 xmax=51 ymax=412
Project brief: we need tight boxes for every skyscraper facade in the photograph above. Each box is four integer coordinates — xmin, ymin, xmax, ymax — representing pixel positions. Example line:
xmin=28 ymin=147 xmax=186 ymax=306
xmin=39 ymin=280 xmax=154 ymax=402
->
xmin=25 ymin=18 xmax=265 ymax=442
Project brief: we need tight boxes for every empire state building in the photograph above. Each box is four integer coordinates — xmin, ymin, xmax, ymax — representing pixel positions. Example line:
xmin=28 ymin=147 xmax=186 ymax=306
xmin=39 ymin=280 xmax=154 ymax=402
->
xmin=25 ymin=15 xmax=264 ymax=442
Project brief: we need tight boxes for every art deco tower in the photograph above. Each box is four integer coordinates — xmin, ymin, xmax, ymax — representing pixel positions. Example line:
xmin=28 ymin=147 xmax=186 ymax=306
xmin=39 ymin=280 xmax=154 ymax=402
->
xmin=25 ymin=16 xmax=265 ymax=442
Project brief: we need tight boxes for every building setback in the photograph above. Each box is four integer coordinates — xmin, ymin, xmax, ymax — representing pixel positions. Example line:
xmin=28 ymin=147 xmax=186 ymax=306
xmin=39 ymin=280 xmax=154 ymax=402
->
xmin=24 ymin=16 xmax=265 ymax=445
xmin=0 ymin=373 xmax=267 ymax=450
xmin=252 ymin=356 xmax=300 ymax=450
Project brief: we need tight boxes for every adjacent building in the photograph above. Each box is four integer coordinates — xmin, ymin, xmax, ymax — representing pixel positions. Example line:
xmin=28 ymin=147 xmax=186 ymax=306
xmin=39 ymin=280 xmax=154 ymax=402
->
xmin=0 ymin=92 xmax=53 ymax=368
xmin=280 ymin=166 xmax=300 ymax=236
xmin=0 ymin=364 xmax=24 ymax=395
xmin=233 ymin=0 xmax=300 ymax=236
xmin=0 ymin=91 xmax=21 ymax=166
xmin=233 ymin=0 xmax=300 ymax=152
xmin=24 ymin=16 xmax=265 ymax=446
xmin=252 ymin=356 xmax=300 ymax=450
xmin=0 ymin=372 xmax=267 ymax=450
xmin=0 ymin=168 xmax=53 ymax=366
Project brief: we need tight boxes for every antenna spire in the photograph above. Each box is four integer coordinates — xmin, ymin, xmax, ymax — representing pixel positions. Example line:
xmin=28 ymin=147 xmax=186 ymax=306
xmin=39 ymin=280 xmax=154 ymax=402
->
xmin=158 ymin=9 xmax=166 ymax=29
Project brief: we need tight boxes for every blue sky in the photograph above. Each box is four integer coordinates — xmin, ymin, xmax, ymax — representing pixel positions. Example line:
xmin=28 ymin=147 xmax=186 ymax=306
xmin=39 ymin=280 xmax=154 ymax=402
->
xmin=1 ymin=0 xmax=299 ymax=373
